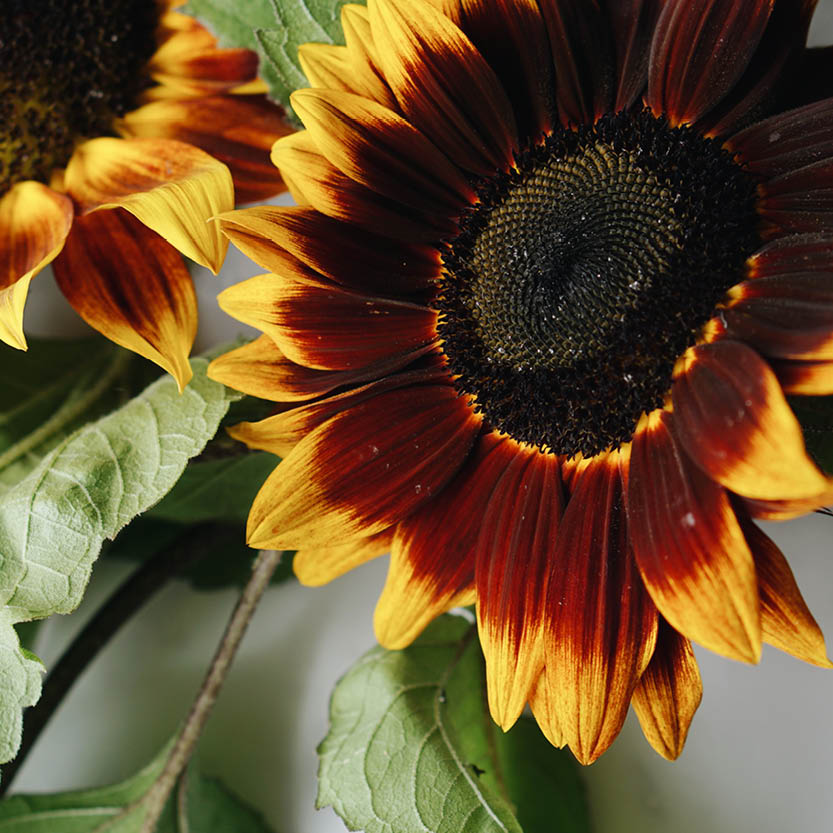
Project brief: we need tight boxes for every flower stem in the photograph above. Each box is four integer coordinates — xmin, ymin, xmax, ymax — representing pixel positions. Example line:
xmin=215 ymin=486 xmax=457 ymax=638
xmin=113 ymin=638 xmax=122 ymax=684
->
xmin=135 ymin=547 xmax=281 ymax=832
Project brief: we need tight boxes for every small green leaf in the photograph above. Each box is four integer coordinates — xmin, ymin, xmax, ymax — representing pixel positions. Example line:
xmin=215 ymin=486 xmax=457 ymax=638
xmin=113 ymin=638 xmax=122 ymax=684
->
xmin=0 ymin=360 xmax=237 ymax=764
xmin=793 ymin=395 xmax=833 ymax=475
xmin=318 ymin=614 xmax=591 ymax=833
xmin=0 ymin=745 xmax=275 ymax=833
xmin=149 ymin=452 xmax=276 ymax=524
xmin=185 ymin=0 xmax=352 ymax=123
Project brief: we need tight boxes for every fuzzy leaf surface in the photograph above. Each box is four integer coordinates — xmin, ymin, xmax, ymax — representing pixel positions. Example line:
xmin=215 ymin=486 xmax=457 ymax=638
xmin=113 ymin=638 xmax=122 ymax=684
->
xmin=318 ymin=614 xmax=590 ymax=833
xmin=0 ymin=360 xmax=236 ymax=763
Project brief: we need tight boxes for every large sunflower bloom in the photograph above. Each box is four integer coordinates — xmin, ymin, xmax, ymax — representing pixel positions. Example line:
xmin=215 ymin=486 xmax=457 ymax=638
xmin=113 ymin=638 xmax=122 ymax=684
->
xmin=210 ymin=0 xmax=833 ymax=763
xmin=0 ymin=0 xmax=291 ymax=388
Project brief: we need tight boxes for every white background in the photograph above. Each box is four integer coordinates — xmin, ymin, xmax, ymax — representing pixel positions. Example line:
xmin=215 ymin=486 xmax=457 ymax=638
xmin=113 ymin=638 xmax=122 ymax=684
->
xmin=11 ymin=5 xmax=833 ymax=831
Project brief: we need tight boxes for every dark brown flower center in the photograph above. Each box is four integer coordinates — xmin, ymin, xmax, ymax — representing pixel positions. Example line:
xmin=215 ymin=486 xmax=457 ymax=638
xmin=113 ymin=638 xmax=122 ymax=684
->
xmin=437 ymin=110 xmax=761 ymax=457
xmin=0 ymin=0 xmax=160 ymax=196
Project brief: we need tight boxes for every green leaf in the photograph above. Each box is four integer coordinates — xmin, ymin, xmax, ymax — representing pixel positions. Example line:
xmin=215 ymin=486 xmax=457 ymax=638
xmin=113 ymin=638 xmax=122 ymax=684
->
xmin=792 ymin=395 xmax=833 ymax=475
xmin=318 ymin=614 xmax=591 ymax=833
xmin=0 ymin=338 xmax=133 ymax=495
xmin=185 ymin=0 xmax=352 ymax=123
xmin=0 ymin=360 xmax=237 ymax=764
xmin=149 ymin=452 xmax=276 ymax=524
xmin=0 ymin=745 xmax=275 ymax=833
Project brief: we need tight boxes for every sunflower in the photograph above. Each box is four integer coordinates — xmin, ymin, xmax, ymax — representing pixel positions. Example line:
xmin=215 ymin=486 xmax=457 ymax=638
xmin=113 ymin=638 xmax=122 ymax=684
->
xmin=209 ymin=0 xmax=833 ymax=763
xmin=0 ymin=0 xmax=291 ymax=388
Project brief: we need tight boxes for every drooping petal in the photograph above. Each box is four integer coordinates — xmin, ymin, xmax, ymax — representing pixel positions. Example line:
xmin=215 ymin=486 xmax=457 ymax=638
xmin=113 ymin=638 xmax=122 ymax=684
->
xmin=600 ymin=0 xmax=665 ymax=112
xmin=632 ymin=618 xmax=702 ymax=761
xmin=218 ymin=206 xmax=441 ymax=296
xmin=544 ymin=452 xmax=658 ymax=765
xmin=528 ymin=670 xmax=565 ymax=749
xmin=457 ymin=0 xmax=555 ymax=137
xmin=217 ymin=273 xmax=436 ymax=370
xmin=740 ymin=516 xmax=832 ymax=666
xmin=625 ymin=409 xmax=762 ymax=663
xmin=207 ymin=334 xmax=434 ymax=402
xmin=538 ymin=0 xmax=614 ymax=125
xmin=149 ymin=10 xmax=259 ymax=95
xmin=52 ymin=208 xmax=196 ymax=390
xmin=270 ymin=131 xmax=455 ymax=243
xmin=245 ymin=384 xmax=481 ymax=549
xmin=375 ymin=433 xmax=511 ymax=649
xmin=227 ymin=359 xmax=448 ymax=457
xmin=759 ymin=158 xmax=833 ymax=235
xmin=477 ymin=448 xmax=564 ymax=731
xmin=368 ymin=0 xmax=517 ymax=175
xmin=728 ymin=98 xmax=833 ymax=178
xmin=294 ymin=529 xmax=393 ymax=586
xmin=289 ymin=88 xmax=474 ymax=216
xmin=0 ymin=182 xmax=73 ymax=350
xmin=646 ymin=0 xmax=774 ymax=127
xmin=672 ymin=341 xmax=828 ymax=500
xmin=118 ymin=94 xmax=290 ymax=204
xmin=65 ymin=137 xmax=232 ymax=272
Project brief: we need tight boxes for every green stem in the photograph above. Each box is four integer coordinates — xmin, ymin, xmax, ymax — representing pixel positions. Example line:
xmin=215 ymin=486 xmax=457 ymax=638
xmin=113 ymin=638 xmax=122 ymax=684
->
xmin=0 ymin=349 xmax=131 ymax=471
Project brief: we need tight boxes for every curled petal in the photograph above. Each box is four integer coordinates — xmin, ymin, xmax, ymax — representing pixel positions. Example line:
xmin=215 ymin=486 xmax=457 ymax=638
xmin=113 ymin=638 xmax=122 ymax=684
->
xmin=0 ymin=182 xmax=73 ymax=349
xmin=477 ymin=448 xmax=563 ymax=731
xmin=65 ymin=137 xmax=232 ymax=272
xmin=52 ymin=209 xmax=196 ymax=390
xmin=368 ymin=0 xmax=517 ymax=174
xmin=741 ymin=517 xmax=832 ymax=666
xmin=294 ymin=529 xmax=393 ymax=586
xmin=245 ymin=384 xmax=481 ymax=549
xmin=632 ymin=619 xmax=702 ymax=761
xmin=672 ymin=341 xmax=828 ymax=500
xmin=625 ymin=409 xmax=762 ymax=663
xmin=217 ymin=273 xmax=436 ymax=370
xmin=118 ymin=95 xmax=290 ymax=204
xmin=544 ymin=453 xmax=658 ymax=765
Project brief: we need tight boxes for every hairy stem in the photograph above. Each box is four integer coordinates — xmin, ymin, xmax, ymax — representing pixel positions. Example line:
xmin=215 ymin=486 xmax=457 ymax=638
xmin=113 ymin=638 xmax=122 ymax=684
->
xmin=136 ymin=548 xmax=281 ymax=832
xmin=0 ymin=523 xmax=226 ymax=795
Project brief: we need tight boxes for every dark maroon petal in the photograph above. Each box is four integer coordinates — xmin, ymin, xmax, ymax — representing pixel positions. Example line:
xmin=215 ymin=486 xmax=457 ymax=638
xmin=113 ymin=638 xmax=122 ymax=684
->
xmin=625 ymin=409 xmax=762 ymax=662
xmin=747 ymin=233 xmax=833 ymax=277
xmin=760 ymin=158 xmax=833 ymax=235
xmin=543 ymin=453 xmax=658 ymax=765
xmin=538 ymin=0 xmax=614 ymax=125
xmin=458 ymin=0 xmax=556 ymax=138
xmin=728 ymin=98 xmax=833 ymax=177
xmin=647 ymin=0 xmax=774 ymax=127
xmin=477 ymin=448 xmax=564 ymax=729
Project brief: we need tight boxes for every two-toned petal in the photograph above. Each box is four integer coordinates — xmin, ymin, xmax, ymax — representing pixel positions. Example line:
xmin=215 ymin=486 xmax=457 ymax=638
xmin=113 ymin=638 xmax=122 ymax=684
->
xmin=65 ymin=137 xmax=233 ymax=272
xmin=0 ymin=182 xmax=73 ymax=349
xmin=52 ymin=209 xmax=196 ymax=389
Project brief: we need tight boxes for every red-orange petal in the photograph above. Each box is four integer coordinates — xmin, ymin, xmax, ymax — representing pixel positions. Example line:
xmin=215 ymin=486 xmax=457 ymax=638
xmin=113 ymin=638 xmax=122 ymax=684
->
xmin=245 ymin=384 xmax=481 ymax=549
xmin=228 ymin=359 xmax=448 ymax=458
xmin=65 ymin=137 xmax=232 ymax=272
xmin=544 ymin=453 xmax=658 ymax=765
xmin=118 ymin=94 xmax=290 ymax=204
xmin=375 ymin=435 xmax=512 ymax=649
xmin=625 ymin=409 xmax=762 ymax=663
xmin=0 ymin=182 xmax=74 ymax=350
xmin=632 ymin=618 xmax=702 ymax=761
xmin=646 ymin=0 xmax=774 ymax=127
xmin=769 ymin=357 xmax=833 ymax=394
xmin=218 ymin=206 xmax=441 ymax=297
xmin=289 ymin=88 xmax=474 ymax=214
xmin=52 ymin=208 xmax=196 ymax=389
xmin=368 ymin=0 xmax=517 ymax=175
xmin=672 ymin=341 xmax=828 ymax=500
xmin=477 ymin=448 xmax=564 ymax=730
xmin=217 ymin=273 xmax=436 ymax=371
xmin=740 ymin=516 xmax=832 ymax=667
xmin=537 ymin=0 xmax=614 ymax=126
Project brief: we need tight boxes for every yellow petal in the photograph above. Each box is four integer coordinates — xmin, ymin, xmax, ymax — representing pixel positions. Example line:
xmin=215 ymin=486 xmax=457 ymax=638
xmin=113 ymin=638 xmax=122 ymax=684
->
xmin=294 ymin=530 xmax=393 ymax=586
xmin=65 ymin=137 xmax=233 ymax=272
xmin=0 ymin=182 xmax=74 ymax=349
